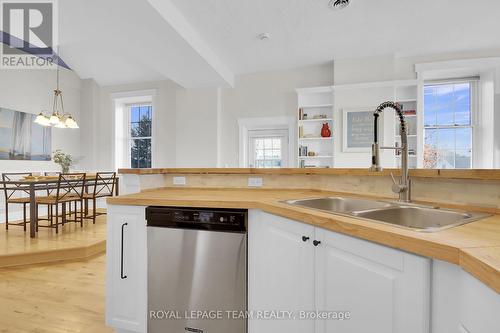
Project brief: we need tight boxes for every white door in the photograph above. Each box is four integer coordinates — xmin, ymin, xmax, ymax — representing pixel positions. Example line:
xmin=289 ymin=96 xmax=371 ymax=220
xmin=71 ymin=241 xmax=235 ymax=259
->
xmin=314 ymin=228 xmax=430 ymax=333
xmin=248 ymin=129 xmax=289 ymax=168
xmin=248 ymin=210 xmax=315 ymax=333
xmin=106 ymin=205 xmax=147 ymax=333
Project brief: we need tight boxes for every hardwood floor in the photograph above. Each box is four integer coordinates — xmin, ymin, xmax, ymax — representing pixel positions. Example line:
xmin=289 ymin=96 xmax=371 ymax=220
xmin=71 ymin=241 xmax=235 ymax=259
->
xmin=0 ymin=211 xmax=106 ymax=268
xmin=0 ymin=254 xmax=113 ymax=333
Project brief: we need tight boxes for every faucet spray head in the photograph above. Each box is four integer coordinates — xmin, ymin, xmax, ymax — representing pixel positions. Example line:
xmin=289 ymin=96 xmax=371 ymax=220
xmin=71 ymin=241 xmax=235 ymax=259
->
xmin=369 ymin=142 xmax=383 ymax=172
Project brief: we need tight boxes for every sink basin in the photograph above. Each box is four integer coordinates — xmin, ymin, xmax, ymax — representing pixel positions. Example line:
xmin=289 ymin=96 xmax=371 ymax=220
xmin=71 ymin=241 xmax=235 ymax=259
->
xmin=284 ymin=197 xmax=393 ymax=213
xmin=284 ymin=196 xmax=490 ymax=232
xmin=353 ymin=206 xmax=489 ymax=232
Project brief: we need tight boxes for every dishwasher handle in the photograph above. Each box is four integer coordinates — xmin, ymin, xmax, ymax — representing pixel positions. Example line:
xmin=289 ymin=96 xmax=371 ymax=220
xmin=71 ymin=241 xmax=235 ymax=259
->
xmin=121 ymin=222 xmax=128 ymax=279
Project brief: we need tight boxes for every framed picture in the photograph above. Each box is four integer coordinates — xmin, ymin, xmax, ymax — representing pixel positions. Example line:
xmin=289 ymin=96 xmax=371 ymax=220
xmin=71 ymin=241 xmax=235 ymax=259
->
xmin=342 ymin=108 xmax=377 ymax=152
xmin=0 ymin=107 xmax=52 ymax=161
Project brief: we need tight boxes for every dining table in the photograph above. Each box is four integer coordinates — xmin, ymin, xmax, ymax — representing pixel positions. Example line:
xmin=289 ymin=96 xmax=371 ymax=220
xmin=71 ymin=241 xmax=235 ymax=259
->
xmin=1 ymin=173 xmax=119 ymax=238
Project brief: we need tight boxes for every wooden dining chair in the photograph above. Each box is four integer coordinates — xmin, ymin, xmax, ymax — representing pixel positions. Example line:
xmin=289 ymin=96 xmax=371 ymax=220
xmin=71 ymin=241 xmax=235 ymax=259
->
xmin=2 ymin=172 xmax=32 ymax=231
xmin=36 ymin=173 xmax=86 ymax=233
xmin=83 ymin=172 xmax=116 ymax=224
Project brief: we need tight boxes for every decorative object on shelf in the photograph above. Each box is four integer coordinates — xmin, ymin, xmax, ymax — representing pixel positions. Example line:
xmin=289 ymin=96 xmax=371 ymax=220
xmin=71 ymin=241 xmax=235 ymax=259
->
xmin=299 ymin=145 xmax=308 ymax=157
xmin=53 ymin=149 xmax=73 ymax=173
xmin=34 ymin=55 xmax=79 ymax=129
xmin=308 ymin=151 xmax=316 ymax=156
xmin=313 ymin=114 xmax=328 ymax=119
xmin=321 ymin=123 xmax=331 ymax=138
xmin=298 ymin=108 xmax=303 ymax=120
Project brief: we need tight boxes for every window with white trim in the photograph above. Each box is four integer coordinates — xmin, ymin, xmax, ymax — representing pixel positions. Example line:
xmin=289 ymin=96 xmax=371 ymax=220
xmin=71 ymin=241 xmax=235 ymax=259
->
xmin=248 ymin=129 xmax=289 ymax=168
xmin=423 ymin=80 xmax=475 ymax=169
xmin=129 ymin=104 xmax=152 ymax=168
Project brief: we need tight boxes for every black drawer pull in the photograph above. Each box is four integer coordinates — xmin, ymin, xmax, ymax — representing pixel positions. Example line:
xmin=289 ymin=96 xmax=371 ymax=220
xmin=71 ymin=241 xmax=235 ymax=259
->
xmin=121 ymin=222 xmax=128 ymax=279
xmin=313 ymin=240 xmax=321 ymax=247
xmin=302 ymin=236 xmax=310 ymax=242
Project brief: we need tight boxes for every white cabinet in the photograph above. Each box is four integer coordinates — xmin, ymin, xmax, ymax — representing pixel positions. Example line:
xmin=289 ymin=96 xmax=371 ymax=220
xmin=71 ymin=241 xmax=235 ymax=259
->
xmin=432 ymin=260 xmax=500 ymax=333
xmin=106 ymin=205 xmax=147 ymax=333
xmin=249 ymin=210 xmax=431 ymax=333
xmin=315 ymin=228 xmax=430 ymax=333
xmin=248 ymin=210 xmax=316 ymax=333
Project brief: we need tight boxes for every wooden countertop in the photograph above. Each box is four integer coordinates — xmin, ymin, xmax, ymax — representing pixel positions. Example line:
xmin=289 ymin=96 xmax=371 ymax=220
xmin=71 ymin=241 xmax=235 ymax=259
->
xmin=117 ymin=167 xmax=500 ymax=180
xmin=107 ymin=187 xmax=500 ymax=293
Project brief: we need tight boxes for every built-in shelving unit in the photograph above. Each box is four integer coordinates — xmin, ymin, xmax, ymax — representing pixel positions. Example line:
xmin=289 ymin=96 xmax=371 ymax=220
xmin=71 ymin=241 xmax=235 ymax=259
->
xmin=296 ymin=87 xmax=334 ymax=168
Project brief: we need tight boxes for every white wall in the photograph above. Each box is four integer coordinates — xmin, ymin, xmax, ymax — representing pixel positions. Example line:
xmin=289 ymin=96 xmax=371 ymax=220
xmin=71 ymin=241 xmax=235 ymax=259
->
xmin=89 ymin=54 xmax=499 ymax=169
xmin=0 ymin=68 xmax=82 ymax=221
xmin=74 ymin=49 xmax=500 ymax=171
xmin=0 ymin=68 xmax=82 ymax=172
xmin=87 ymin=80 xmax=179 ymax=171
xmin=175 ymin=88 xmax=220 ymax=167
xmin=333 ymin=53 xmax=500 ymax=169
xmin=220 ymin=63 xmax=334 ymax=167
xmin=495 ymin=68 xmax=500 ymax=168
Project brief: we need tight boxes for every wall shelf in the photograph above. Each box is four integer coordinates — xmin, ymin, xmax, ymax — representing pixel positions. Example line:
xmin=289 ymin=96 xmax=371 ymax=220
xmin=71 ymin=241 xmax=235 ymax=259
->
xmin=300 ymin=104 xmax=333 ymax=109
xmin=297 ymin=89 xmax=334 ymax=168
xmin=299 ymin=118 xmax=333 ymax=123
xmin=299 ymin=137 xmax=333 ymax=141
xmin=298 ymin=156 xmax=333 ymax=159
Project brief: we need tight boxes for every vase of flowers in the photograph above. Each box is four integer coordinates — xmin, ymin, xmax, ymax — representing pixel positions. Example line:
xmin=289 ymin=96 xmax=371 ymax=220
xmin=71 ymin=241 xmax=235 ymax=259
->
xmin=53 ymin=150 xmax=73 ymax=173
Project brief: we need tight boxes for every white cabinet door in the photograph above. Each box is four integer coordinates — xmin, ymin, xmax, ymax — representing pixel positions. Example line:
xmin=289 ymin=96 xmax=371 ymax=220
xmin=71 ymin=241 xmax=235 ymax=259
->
xmin=106 ymin=205 xmax=147 ymax=333
xmin=248 ymin=210 xmax=315 ymax=333
xmin=315 ymin=228 xmax=430 ymax=333
xmin=432 ymin=259 xmax=500 ymax=333
xmin=458 ymin=270 xmax=500 ymax=333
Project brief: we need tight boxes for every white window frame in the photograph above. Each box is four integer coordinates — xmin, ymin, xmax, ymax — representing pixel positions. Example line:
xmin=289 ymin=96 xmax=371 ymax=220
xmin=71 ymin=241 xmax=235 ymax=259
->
xmin=111 ymin=89 xmax=157 ymax=170
xmin=126 ymin=102 xmax=153 ymax=169
xmin=247 ymin=129 xmax=289 ymax=168
xmin=422 ymin=78 xmax=479 ymax=169
xmin=238 ymin=116 xmax=295 ymax=168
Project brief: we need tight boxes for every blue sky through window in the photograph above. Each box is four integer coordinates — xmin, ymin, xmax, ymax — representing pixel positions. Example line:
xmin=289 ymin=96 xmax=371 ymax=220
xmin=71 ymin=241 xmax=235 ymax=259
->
xmin=423 ymin=83 xmax=472 ymax=169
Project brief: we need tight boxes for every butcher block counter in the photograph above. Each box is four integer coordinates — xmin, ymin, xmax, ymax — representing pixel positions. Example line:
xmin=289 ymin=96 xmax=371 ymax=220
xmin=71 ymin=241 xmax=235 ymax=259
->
xmin=108 ymin=187 xmax=500 ymax=293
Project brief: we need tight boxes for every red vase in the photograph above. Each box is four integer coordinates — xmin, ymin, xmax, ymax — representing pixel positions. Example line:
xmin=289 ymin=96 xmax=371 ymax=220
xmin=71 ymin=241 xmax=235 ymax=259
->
xmin=321 ymin=123 xmax=331 ymax=137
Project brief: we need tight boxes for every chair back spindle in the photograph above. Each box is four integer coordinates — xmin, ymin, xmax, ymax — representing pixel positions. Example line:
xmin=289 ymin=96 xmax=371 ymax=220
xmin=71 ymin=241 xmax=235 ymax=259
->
xmin=56 ymin=173 xmax=86 ymax=202
xmin=2 ymin=172 xmax=32 ymax=200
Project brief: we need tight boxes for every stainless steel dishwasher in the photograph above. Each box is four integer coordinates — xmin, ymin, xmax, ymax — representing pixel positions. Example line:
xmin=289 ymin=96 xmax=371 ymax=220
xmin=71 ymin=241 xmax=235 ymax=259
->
xmin=146 ymin=206 xmax=247 ymax=333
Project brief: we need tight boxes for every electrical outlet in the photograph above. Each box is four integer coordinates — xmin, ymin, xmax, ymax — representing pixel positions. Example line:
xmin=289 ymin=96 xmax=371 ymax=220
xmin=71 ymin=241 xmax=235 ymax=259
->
xmin=248 ymin=177 xmax=263 ymax=187
xmin=173 ymin=176 xmax=186 ymax=185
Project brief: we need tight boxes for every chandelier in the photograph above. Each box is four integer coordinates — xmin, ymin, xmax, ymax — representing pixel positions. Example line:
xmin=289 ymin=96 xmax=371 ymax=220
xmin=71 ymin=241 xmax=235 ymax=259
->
xmin=35 ymin=57 xmax=79 ymax=129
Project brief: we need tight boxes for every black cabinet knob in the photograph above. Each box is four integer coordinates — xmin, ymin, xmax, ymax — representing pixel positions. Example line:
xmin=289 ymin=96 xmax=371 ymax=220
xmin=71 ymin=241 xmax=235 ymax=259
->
xmin=313 ymin=240 xmax=321 ymax=246
xmin=302 ymin=236 xmax=310 ymax=242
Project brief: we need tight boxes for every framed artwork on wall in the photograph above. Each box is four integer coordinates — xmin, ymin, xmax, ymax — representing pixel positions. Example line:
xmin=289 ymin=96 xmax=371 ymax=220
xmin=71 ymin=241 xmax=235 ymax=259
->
xmin=0 ymin=107 xmax=52 ymax=161
xmin=342 ymin=108 xmax=377 ymax=152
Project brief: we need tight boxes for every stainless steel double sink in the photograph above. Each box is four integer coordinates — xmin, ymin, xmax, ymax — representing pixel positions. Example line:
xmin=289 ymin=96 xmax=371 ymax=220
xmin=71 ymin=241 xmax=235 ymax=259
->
xmin=284 ymin=197 xmax=490 ymax=232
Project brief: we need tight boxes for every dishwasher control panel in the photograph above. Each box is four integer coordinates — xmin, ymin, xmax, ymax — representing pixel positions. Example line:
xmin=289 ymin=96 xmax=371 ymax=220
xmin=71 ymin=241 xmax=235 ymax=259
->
xmin=146 ymin=206 xmax=247 ymax=232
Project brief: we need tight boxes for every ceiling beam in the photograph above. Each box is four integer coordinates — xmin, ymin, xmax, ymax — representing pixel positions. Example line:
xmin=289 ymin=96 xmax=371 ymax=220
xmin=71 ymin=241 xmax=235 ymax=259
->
xmin=147 ymin=0 xmax=234 ymax=87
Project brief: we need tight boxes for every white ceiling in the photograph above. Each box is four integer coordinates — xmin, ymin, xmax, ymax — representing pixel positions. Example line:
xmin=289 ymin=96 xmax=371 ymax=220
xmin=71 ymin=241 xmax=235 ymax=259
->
xmin=58 ymin=0 xmax=500 ymax=87
xmin=170 ymin=0 xmax=500 ymax=74
xmin=58 ymin=0 xmax=233 ymax=87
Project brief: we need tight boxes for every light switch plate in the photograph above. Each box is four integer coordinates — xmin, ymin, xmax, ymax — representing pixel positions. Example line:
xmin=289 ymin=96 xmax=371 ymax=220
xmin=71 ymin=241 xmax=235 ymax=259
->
xmin=248 ymin=177 xmax=263 ymax=187
xmin=173 ymin=176 xmax=186 ymax=185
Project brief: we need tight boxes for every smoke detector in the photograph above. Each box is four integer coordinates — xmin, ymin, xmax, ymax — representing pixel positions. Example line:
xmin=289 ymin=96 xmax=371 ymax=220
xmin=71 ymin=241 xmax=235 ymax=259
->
xmin=329 ymin=0 xmax=350 ymax=10
xmin=258 ymin=33 xmax=271 ymax=41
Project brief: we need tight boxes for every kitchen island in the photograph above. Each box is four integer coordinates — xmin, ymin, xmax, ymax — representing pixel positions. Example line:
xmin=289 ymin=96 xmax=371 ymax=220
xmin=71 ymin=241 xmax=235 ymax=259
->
xmin=106 ymin=169 xmax=500 ymax=333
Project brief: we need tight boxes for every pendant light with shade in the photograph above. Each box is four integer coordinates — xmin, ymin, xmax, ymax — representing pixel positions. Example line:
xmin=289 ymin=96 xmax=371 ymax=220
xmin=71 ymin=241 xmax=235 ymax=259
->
xmin=34 ymin=54 xmax=79 ymax=129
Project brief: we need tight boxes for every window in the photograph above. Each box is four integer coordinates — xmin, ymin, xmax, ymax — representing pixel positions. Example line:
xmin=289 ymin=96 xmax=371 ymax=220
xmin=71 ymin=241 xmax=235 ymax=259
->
xmin=423 ymin=81 xmax=474 ymax=169
xmin=248 ymin=129 xmax=289 ymax=168
xmin=129 ymin=104 xmax=152 ymax=168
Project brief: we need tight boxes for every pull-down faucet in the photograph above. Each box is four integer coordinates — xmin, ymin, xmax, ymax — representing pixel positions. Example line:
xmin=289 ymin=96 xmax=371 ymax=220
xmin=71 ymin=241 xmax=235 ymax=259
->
xmin=370 ymin=101 xmax=411 ymax=202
